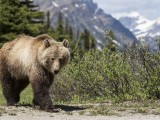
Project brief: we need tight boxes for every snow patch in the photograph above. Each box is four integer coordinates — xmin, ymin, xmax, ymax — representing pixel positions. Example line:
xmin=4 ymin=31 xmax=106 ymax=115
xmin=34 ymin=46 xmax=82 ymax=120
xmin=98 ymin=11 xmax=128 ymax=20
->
xmin=94 ymin=8 xmax=99 ymax=15
xmin=75 ymin=4 xmax=79 ymax=8
xmin=155 ymin=17 xmax=160 ymax=24
xmin=148 ymin=32 xmax=160 ymax=37
xmin=52 ymin=1 xmax=59 ymax=7
xmin=112 ymin=40 xmax=121 ymax=47
xmin=135 ymin=19 xmax=154 ymax=32
xmin=94 ymin=16 xmax=97 ymax=19
xmin=94 ymin=25 xmax=104 ymax=33
xmin=61 ymin=7 xmax=68 ymax=12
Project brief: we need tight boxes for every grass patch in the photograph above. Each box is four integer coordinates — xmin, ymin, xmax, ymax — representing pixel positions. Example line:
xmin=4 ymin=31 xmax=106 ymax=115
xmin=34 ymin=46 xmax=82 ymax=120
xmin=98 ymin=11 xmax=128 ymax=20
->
xmin=135 ymin=107 xmax=148 ymax=114
xmin=117 ymin=107 xmax=126 ymax=111
xmin=8 ymin=111 xmax=17 ymax=116
xmin=152 ymin=108 xmax=160 ymax=115
xmin=0 ymin=86 xmax=6 ymax=105
xmin=66 ymin=111 xmax=73 ymax=115
xmin=79 ymin=110 xmax=86 ymax=115
xmin=76 ymin=100 xmax=160 ymax=116
xmin=20 ymin=85 xmax=33 ymax=105
xmin=114 ymin=100 xmax=160 ymax=109
xmin=89 ymin=105 xmax=118 ymax=116
xmin=0 ymin=107 xmax=7 ymax=116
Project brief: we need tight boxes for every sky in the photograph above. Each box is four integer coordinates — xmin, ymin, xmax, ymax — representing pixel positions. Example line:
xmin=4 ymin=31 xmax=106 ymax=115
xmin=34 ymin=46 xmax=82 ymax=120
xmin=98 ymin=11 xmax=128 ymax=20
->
xmin=93 ymin=0 xmax=160 ymax=20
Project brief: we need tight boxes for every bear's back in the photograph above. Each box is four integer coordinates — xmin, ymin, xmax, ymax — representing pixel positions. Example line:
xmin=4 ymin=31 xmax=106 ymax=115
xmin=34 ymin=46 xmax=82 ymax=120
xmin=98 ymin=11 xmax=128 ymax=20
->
xmin=0 ymin=35 xmax=45 ymax=78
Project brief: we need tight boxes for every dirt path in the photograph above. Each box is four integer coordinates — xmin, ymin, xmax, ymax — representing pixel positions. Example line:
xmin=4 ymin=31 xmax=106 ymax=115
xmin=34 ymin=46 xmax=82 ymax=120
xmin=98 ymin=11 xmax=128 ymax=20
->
xmin=1 ymin=113 xmax=160 ymax=120
xmin=0 ymin=105 xmax=160 ymax=120
xmin=1 ymin=109 xmax=160 ymax=120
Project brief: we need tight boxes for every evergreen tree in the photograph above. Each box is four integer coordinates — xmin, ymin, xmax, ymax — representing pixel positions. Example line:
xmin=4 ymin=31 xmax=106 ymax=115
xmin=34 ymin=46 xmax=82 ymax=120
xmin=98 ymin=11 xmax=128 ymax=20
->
xmin=54 ymin=12 xmax=72 ymax=44
xmin=64 ymin=18 xmax=73 ymax=44
xmin=65 ymin=18 xmax=69 ymax=34
xmin=156 ymin=36 xmax=160 ymax=51
xmin=53 ymin=12 xmax=66 ymax=41
xmin=79 ymin=29 xmax=96 ymax=51
xmin=83 ymin=29 xmax=90 ymax=50
xmin=69 ymin=26 xmax=73 ymax=41
xmin=75 ymin=29 xmax=81 ymax=49
xmin=0 ymin=0 xmax=44 ymax=42
xmin=105 ymin=29 xmax=117 ymax=51
xmin=20 ymin=0 xmax=44 ymax=24
xmin=43 ymin=11 xmax=51 ymax=33
xmin=56 ymin=12 xmax=64 ymax=35
xmin=46 ymin=11 xmax=51 ymax=29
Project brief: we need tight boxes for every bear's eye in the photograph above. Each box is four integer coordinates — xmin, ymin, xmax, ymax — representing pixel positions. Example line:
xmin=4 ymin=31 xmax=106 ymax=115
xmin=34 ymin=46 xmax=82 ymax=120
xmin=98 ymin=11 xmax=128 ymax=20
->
xmin=45 ymin=59 xmax=49 ymax=64
xmin=51 ymin=58 xmax=55 ymax=61
xmin=59 ymin=58 xmax=63 ymax=63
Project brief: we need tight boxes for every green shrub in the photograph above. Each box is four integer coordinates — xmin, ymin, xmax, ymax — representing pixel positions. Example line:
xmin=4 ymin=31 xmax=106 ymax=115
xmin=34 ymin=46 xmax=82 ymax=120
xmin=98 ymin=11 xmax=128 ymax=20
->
xmin=51 ymin=47 xmax=160 ymax=103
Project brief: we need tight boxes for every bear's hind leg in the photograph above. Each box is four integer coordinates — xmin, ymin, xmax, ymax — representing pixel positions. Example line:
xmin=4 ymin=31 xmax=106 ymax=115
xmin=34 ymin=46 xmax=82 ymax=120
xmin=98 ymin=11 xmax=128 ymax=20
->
xmin=1 ymin=74 xmax=17 ymax=106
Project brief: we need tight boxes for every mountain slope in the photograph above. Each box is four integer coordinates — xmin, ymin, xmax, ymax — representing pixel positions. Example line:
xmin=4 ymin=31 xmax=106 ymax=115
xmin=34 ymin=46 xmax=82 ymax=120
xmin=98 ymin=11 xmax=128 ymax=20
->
xmin=147 ymin=18 xmax=160 ymax=37
xmin=34 ymin=0 xmax=137 ymax=47
xmin=119 ymin=12 xmax=160 ymax=38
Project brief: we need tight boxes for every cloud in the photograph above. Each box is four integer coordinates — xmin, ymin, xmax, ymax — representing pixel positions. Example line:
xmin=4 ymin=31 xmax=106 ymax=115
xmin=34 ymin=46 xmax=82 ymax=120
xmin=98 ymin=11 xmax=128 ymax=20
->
xmin=93 ymin=0 xmax=160 ymax=20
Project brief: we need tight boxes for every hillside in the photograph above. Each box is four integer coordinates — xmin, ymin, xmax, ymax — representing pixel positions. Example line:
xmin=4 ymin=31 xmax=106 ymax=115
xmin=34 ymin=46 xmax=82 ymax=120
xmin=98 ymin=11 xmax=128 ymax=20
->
xmin=34 ymin=0 xmax=137 ymax=48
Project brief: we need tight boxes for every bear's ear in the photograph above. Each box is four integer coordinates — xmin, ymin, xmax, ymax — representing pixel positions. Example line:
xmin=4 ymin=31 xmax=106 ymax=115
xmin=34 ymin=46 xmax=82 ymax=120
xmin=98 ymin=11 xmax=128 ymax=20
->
xmin=62 ymin=39 xmax=69 ymax=48
xmin=43 ymin=39 xmax=51 ymax=48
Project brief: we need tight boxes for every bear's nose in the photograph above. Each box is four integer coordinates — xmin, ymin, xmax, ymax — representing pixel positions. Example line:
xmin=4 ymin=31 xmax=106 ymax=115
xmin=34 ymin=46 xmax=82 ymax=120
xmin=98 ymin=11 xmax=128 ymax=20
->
xmin=54 ymin=70 xmax=59 ymax=74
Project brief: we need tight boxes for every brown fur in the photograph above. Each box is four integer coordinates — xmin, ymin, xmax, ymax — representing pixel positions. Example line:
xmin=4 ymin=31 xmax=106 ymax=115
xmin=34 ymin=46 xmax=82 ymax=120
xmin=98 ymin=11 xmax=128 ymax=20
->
xmin=0 ymin=34 xmax=70 ymax=112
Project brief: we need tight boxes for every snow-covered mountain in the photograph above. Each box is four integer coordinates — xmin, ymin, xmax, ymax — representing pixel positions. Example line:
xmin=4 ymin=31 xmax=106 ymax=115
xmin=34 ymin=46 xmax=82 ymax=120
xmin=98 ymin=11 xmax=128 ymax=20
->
xmin=118 ymin=12 xmax=160 ymax=50
xmin=119 ymin=12 xmax=160 ymax=38
xmin=34 ymin=0 xmax=137 ymax=48
xmin=147 ymin=18 xmax=160 ymax=37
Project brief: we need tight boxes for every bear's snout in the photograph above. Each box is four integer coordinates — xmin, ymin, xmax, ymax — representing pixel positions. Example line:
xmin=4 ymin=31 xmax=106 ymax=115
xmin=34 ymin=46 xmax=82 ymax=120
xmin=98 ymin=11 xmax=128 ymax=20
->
xmin=54 ymin=70 xmax=59 ymax=74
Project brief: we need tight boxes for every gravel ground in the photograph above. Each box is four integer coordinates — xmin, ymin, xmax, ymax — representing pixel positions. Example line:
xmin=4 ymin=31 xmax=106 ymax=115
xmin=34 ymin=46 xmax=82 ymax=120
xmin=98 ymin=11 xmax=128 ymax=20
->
xmin=0 ymin=105 xmax=160 ymax=120
xmin=1 ymin=111 xmax=160 ymax=120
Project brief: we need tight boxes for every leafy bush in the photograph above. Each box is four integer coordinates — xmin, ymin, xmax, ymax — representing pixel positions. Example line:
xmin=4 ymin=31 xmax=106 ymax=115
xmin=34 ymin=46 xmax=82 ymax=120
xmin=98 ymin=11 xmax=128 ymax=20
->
xmin=50 ymin=47 xmax=160 ymax=102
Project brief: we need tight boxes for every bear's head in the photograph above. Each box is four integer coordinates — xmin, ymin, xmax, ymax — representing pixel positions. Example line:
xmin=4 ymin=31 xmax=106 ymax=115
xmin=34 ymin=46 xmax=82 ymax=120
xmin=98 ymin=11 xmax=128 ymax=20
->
xmin=39 ymin=39 xmax=70 ymax=75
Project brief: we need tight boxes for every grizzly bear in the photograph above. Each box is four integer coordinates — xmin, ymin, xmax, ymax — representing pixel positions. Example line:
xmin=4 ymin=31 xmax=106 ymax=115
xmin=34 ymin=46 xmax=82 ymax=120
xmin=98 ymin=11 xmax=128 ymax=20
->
xmin=0 ymin=34 xmax=70 ymax=112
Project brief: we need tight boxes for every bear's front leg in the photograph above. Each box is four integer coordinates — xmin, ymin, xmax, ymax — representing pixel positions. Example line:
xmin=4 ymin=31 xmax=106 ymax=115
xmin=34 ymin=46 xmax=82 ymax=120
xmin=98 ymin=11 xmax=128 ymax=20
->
xmin=28 ymin=67 xmax=59 ymax=112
